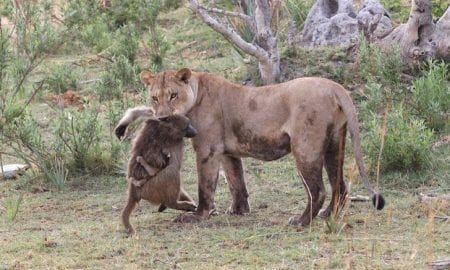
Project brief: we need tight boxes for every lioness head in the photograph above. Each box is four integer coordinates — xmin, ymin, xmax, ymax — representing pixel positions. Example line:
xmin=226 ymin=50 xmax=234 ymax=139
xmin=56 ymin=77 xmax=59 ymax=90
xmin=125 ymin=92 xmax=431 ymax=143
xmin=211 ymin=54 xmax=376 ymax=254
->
xmin=140 ymin=68 xmax=197 ymax=117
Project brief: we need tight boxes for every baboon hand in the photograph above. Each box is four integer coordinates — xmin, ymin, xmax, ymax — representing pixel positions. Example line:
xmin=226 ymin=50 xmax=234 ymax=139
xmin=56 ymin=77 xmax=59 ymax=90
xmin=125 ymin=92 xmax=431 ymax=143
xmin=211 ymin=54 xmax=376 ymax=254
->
xmin=115 ymin=125 xmax=127 ymax=140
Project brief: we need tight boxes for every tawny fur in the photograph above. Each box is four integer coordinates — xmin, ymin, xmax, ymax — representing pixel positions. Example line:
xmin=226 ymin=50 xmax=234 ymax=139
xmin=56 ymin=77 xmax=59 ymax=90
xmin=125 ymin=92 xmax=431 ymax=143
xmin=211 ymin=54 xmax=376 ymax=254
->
xmin=116 ymin=68 xmax=385 ymax=227
xmin=117 ymin=113 xmax=197 ymax=235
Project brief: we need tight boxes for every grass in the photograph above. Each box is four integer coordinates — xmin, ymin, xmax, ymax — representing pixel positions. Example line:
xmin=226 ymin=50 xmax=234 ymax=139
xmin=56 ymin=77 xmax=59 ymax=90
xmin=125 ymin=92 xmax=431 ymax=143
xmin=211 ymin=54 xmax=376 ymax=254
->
xmin=1 ymin=3 xmax=449 ymax=269
xmin=1 ymin=145 xmax=449 ymax=269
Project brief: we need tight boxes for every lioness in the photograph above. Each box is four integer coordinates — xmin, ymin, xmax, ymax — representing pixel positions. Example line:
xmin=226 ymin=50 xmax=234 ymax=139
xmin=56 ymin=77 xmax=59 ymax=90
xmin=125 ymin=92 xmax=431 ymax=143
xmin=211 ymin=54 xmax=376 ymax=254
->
xmin=116 ymin=68 xmax=385 ymax=226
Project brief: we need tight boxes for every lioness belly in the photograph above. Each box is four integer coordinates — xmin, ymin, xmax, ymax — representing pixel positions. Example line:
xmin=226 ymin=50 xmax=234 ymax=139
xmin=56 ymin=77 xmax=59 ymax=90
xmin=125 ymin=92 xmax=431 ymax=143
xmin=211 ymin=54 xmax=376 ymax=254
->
xmin=228 ymin=123 xmax=291 ymax=161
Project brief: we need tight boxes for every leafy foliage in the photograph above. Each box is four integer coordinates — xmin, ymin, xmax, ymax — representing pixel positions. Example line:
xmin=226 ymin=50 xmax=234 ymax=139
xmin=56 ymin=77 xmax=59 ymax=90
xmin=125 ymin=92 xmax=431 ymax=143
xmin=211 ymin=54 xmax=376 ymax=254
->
xmin=363 ymin=105 xmax=434 ymax=173
xmin=285 ymin=0 xmax=314 ymax=29
xmin=412 ymin=60 xmax=450 ymax=132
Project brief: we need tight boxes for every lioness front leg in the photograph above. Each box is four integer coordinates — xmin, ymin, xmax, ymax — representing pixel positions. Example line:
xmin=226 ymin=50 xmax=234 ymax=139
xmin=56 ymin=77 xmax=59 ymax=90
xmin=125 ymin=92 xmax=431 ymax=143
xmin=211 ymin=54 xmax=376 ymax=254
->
xmin=222 ymin=156 xmax=250 ymax=215
xmin=174 ymin=151 xmax=221 ymax=223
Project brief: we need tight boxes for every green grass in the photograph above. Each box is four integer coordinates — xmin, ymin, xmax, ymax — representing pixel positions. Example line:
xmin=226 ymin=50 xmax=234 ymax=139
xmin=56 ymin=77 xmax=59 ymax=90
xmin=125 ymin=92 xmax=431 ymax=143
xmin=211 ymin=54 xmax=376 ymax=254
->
xmin=1 ymin=145 xmax=449 ymax=269
xmin=1 ymin=3 xmax=449 ymax=270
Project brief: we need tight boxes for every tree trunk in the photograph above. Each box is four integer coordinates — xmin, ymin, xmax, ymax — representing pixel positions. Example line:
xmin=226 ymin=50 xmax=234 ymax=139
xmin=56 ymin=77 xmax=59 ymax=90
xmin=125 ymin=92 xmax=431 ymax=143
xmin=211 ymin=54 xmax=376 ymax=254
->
xmin=254 ymin=0 xmax=280 ymax=84
xmin=189 ymin=0 xmax=280 ymax=84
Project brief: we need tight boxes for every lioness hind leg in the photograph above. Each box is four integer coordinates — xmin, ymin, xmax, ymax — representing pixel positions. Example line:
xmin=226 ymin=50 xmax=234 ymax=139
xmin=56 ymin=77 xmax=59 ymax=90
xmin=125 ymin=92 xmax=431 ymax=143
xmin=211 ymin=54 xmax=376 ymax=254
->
xmin=321 ymin=124 xmax=348 ymax=218
xmin=289 ymin=145 xmax=326 ymax=227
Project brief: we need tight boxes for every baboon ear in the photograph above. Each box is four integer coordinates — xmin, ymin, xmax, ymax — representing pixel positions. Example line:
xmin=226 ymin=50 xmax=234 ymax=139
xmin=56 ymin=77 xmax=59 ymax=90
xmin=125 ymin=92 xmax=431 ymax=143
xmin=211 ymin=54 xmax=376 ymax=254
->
xmin=175 ymin=68 xmax=191 ymax=84
xmin=140 ymin=70 xmax=155 ymax=85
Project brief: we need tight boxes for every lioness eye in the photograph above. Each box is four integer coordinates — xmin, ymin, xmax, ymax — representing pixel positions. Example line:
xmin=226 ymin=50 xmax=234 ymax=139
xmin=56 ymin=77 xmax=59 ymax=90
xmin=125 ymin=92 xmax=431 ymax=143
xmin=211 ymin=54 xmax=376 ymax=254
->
xmin=170 ymin=93 xmax=178 ymax=100
xmin=152 ymin=96 xmax=158 ymax=103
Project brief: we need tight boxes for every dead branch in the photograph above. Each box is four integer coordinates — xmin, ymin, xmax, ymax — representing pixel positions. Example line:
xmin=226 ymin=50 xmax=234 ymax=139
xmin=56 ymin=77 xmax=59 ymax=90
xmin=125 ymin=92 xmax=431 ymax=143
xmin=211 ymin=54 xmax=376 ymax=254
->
xmin=430 ymin=259 xmax=450 ymax=270
xmin=197 ymin=5 xmax=254 ymax=28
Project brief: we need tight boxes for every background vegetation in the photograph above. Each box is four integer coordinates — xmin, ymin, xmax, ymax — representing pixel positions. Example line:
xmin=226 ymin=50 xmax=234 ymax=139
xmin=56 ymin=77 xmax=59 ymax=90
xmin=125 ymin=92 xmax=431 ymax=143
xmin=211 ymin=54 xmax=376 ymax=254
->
xmin=1 ymin=0 xmax=448 ymax=269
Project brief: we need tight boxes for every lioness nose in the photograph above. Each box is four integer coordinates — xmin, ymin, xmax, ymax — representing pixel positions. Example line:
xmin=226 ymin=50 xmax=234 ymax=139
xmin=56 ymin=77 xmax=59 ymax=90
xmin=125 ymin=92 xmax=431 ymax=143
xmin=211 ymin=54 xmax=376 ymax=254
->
xmin=155 ymin=107 xmax=172 ymax=118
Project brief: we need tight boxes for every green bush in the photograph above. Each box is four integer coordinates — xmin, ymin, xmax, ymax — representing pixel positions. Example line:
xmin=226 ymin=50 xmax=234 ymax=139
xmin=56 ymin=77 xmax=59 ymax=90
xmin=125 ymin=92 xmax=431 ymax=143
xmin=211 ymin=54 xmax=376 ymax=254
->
xmin=110 ymin=25 xmax=140 ymax=64
xmin=285 ymin=0 xmax=314 ymax=29
xmin=363 ymin=104 xmax=434 ymax=173
xmin=95 ymin=55 xmax=140 ymax=101
xmin=358 ymin=36 xmax=402 ymax=86
xmin=56 ymin=106 xmax=101 ymax=171
xmin=380 ymin=0 xmax=409 ymax=22
xmin=79 ymin=16 xmax=113 ymax=53
xmin=412 ymin=60 xmax=450 ymax=132
xmin=44 ymin=64 xmax=79 ymax=94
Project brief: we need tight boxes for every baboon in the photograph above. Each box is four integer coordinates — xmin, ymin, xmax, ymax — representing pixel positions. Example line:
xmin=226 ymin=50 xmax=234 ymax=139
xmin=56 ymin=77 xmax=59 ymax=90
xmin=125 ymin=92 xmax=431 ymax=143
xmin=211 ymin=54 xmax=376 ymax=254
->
xmin=116 ymin=109 xmax=198 ymax=234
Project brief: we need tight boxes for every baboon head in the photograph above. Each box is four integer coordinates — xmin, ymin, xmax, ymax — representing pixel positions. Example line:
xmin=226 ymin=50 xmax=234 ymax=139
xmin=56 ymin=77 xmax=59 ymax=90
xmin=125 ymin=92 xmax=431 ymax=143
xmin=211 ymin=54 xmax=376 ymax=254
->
xmin=147 ymin=115 xmax=197 ymax=144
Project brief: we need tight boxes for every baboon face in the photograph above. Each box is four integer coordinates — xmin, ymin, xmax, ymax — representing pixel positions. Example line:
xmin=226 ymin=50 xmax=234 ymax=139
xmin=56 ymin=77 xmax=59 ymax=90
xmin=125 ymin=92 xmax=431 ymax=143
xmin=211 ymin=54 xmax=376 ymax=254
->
xmin=156 ymin=115 xmax=197 ymax=141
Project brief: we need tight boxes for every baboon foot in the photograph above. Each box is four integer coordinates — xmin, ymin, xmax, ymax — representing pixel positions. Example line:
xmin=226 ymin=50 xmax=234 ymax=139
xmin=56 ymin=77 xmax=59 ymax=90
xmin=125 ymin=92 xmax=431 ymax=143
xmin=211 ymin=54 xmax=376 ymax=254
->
xmin=124 ymin=227 xmax=136 ymax=236
xmin=226 ymin=199 xmax=250 ymax=215
xmin=158 ymin=204 xmax=167 ymax=212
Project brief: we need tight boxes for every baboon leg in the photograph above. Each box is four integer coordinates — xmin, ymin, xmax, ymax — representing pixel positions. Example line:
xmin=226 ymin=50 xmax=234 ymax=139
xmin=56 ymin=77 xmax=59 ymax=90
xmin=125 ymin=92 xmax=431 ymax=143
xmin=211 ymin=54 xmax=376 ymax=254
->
xmin=165 ymin=200 xmax=197 ymax=212
xmin=121 ymin=188 xmax=140 ymax=235
xmin=222 ymin=156 xmax=250 ymax=215
xmin=289 ymin=146 xmax=326 ymax=227
xmin=179 ymin=188 xmax=196 ymax=205
xmin=158 ymin=187 xmax=196 ymax=213
xmin=136 ymin=156 xmax=159 ymax=176
xmin=321 ymin=125 xmax=348 ymax=218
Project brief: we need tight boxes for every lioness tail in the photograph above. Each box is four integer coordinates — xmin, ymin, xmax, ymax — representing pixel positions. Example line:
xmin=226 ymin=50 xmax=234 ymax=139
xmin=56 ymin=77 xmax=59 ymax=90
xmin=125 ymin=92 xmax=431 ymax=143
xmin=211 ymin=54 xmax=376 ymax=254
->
xmin=333 ymin=87 xmax=385 ymax=210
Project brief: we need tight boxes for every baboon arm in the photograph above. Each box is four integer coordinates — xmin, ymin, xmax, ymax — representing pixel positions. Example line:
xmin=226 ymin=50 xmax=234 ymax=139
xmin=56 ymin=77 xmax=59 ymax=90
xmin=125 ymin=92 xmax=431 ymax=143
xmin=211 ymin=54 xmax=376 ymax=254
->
xmin=137 ymin=156 xmax=159 ymax=177
xmin=115 ymin=106 xmax=154 ymax=139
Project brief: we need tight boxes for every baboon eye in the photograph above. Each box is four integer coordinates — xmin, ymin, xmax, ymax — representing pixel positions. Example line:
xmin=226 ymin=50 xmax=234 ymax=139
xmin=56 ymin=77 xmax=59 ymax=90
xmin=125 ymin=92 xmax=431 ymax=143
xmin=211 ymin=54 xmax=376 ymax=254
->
xmin=170 ymin=93 xmax=178 ymax=100
xmin=152 ymin=96 xmax=158 ymax=103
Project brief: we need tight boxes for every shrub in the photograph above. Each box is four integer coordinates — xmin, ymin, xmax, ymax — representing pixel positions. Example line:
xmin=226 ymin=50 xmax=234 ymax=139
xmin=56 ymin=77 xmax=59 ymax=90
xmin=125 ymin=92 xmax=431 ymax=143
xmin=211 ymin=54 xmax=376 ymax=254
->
xmin=358 ymin=36 xmax=403 ymax=86
xmin=363 ymin=104 xmax=434 ymax=173
xmin=380 ymin=0 xmax=409 ymax=22
xmin=56 ymin=106 xmax=101 ymax=172
xmin=79 ymin=15 xmax=113 ymax=53
xmin=285 ymin=0 xmax=314 ymax=29
xmin=95 ymin=55 xmax=140 ymax=101
xmin=44 ymin=64 xmax=79 ymax=94
xmin=412 ymin=60 xmax=450 ymax=132
xmin=109 ymin=25 xmax=140 ymax=64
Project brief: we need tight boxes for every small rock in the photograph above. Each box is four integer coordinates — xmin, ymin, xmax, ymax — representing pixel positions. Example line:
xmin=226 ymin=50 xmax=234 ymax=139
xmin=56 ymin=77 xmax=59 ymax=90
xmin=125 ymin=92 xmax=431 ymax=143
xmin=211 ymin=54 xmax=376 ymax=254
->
xmin=1 ymin=164 xmax=29 ymax=180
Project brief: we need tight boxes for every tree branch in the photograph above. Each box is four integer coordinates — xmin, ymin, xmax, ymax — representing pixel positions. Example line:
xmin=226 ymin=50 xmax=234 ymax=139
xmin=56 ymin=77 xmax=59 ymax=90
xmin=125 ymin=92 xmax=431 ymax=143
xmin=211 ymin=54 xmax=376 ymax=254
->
xmin=189 ymin=0 xmax=269 ymax=61
xmin=197 ymin=5 xmax=254 ymax=29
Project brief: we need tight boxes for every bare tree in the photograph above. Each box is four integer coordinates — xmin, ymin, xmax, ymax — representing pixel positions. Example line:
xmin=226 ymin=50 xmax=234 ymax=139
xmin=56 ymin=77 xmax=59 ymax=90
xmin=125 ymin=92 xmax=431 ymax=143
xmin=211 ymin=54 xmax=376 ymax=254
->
xmin=189 ymin=0 xmax=280 ymax=84
xmin=377 ymin=0 xmax=450 ymax=65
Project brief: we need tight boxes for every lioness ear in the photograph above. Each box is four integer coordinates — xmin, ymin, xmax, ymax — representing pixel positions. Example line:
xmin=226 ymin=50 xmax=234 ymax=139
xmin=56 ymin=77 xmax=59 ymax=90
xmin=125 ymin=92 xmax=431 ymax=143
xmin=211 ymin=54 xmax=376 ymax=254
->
xmin=140 ymin=70 xmax=155 ymax=86
xmin=176 ymin=68 xmax=191 ymax=84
